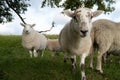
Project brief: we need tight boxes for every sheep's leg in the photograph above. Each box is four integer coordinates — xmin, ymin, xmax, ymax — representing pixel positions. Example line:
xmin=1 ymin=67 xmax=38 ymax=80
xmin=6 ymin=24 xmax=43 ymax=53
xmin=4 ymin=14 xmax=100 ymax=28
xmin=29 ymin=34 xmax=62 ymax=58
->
xmin=29 ymin=50 xmax=33 ymax=58
xmin=89 ymin=47 xmax=94 ymax=69
xmin=70 ymin=55 xmax=76 ymax=74
xmin=102 ymin=53 xmax=107 ymax=64
xmin=51 ymin=52 xmax=55 ymax=57
xmin=64 ymin=53 xmax=68 ymax=63
xmin=102 ymin=52 xmax=111 ymax=64
xmin=96 ymin=51 xmax=103 ymax=73
xmin=89 ymin=52 xmax=94 ymax=69
xmin=80 ymin=54 xmax=87 ymax=80
xmin=33 ymin=49 xmax=38 ymax=57
xmin=41 ymin=49 xmax=45 ymax=57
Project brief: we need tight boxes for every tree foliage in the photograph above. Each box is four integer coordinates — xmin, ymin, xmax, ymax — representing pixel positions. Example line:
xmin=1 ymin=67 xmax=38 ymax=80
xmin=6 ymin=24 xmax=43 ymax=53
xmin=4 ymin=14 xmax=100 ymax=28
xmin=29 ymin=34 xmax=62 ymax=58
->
xmin=41 ymin=0 xmax=116 ymax=13
xmin=0 ymin=0 xmax=116 ymax=24
xmin=0 ymin=0 xmax=30 ymax=23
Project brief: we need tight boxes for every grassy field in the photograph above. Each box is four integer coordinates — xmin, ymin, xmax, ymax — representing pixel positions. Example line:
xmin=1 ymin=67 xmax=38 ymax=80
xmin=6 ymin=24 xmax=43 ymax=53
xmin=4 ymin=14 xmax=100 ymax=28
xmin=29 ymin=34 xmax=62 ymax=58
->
xmin=0 ymin=35 xmax=119 ymax=80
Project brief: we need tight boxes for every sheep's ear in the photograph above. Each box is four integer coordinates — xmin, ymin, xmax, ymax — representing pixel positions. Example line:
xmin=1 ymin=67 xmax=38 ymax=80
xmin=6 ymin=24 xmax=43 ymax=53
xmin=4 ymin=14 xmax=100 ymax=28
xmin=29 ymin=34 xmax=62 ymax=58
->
xmin=20 ymin=23 xmax=25 ymax=27
xmin=62 ymin=10 xmax=74 ymax=18
xmin=31 ymin=24 xmax=36 ymax=27
xmin=93 ymin=10 xmax=103 ymax=18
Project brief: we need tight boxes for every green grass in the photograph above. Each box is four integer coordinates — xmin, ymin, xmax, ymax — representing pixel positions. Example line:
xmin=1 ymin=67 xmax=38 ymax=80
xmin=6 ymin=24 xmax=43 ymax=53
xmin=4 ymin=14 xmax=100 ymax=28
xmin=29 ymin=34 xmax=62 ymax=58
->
xmin=0 ymin=35 xmax=119 ymax=80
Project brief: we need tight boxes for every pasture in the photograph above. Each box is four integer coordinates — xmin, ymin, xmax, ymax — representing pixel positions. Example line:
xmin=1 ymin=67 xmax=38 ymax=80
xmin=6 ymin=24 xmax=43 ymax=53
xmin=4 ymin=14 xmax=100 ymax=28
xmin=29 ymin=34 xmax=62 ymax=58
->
xmin=0 ymin=35 xmax=119 ymax=80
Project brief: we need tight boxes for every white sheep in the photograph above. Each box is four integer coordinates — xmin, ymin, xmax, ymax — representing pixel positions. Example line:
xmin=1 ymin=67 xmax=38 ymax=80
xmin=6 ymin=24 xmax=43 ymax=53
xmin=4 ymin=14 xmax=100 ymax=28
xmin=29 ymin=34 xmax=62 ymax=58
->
xmin=59 ymin=7 xmax=102 ymax=80
xmin=89 ymin=19 xmax=120 ymax=74
xmin=46 ymin=39 xmax=61 ymax=57
xmin=20 ymin=23 xmax=47 ymax=58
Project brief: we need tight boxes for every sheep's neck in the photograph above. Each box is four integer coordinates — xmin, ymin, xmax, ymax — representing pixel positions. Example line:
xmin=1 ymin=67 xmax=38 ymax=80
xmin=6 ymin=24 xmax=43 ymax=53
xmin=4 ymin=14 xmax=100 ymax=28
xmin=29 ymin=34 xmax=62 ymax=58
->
xmin=68 ymin=21 xmax=81 ymax=49
xmin=117 ymin=22 xmax=120 ymax=27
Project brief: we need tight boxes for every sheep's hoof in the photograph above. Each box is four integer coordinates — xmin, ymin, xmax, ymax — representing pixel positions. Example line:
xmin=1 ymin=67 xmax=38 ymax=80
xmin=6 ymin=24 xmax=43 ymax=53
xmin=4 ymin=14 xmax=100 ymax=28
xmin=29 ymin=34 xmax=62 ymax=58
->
xmin=95 ymin=69 xmax=104 ymax=75
xmin=89 ymin=66 xmax=93 ymax=69
xmin=64 ymin=59 xmax=67 ymax=63
xmin=81 ymin=76 xmax=86 ymax=80
xmin=71 ymin=64 xmax=76 ymax=75
xmin=64 ymin=57 xmax=68 ymax=63
xmin=71 ymin=68 xmax=76 ymax=75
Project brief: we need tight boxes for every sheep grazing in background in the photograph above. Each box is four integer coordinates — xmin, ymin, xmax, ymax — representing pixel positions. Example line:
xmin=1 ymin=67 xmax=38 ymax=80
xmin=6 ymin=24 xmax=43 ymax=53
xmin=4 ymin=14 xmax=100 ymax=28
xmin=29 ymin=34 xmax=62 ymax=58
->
xmin=59 ymin=7 xmax=102 ymax=80
xmin=90 ymin=19 xmax=120 ymax=74
xmin=46 ymin=39 xmax=61 ymax=57
xmin=20 ymin=23 xmax=47 ymax=58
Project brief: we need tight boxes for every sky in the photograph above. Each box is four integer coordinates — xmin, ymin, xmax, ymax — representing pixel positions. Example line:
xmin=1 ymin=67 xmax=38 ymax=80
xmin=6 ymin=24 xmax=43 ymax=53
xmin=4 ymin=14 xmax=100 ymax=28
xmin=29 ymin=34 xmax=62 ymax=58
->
xmin=0 ymin=0 xmax=120 ymax=35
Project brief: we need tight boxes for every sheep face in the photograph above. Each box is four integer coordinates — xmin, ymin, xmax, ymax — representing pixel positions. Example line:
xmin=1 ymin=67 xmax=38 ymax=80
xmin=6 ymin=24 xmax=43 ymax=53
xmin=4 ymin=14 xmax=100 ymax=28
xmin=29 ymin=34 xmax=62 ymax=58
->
xmin=20 ymin=23 xmax=36 ymax=34
xmin=63 ymin=8 xmax=103 ymax=37
xmin=76 ymin=8 xmax=95 ymax=37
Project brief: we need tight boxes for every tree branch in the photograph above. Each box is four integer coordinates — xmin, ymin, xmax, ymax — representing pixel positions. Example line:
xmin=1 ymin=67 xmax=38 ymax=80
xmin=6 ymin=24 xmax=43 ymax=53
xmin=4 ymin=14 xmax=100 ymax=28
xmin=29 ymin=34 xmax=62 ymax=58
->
xmin=5 ymin=0 xmax=26 ymax=24
xmin=39 ymin=21 xmax=55 ymax=33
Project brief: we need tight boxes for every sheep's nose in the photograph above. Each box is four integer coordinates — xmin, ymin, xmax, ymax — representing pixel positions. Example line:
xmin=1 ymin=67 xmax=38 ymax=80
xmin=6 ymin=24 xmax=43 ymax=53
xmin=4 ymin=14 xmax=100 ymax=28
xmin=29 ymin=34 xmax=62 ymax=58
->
xmin=80 ymin=30 xmax=88 ymax=34
xmin=80 ymin=30 xmax=88 ymax=36
xmin=26 ymin=30 xmax=29 ymax=33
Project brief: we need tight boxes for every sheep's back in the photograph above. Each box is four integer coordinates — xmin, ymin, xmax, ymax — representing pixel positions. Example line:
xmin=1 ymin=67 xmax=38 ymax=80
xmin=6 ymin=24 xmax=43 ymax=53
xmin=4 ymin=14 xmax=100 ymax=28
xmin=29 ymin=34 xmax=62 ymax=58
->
xmin=92 ymin=19 xmax=120 ymax=53
xmin=47 ymin=39 xmax=60 ymax=51
xmin=34 ymin=33 xmax=47 ymax=50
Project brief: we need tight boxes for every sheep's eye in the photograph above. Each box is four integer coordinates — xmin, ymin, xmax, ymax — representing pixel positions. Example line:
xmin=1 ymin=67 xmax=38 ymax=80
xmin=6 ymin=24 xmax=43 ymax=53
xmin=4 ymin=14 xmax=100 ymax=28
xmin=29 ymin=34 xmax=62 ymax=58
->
xmin=87 ymin=12 xmax=91 ymax=17
xmin=73 ymin=15 xmax=79 ymax=22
